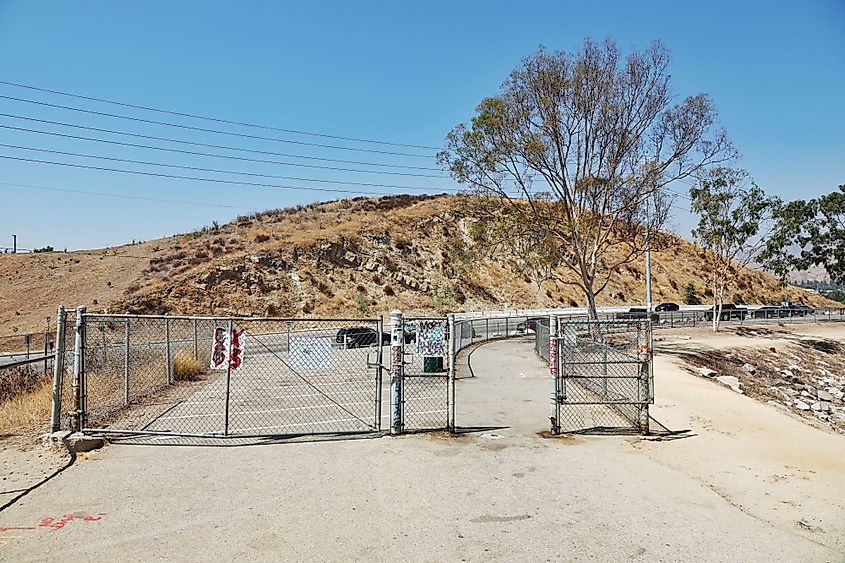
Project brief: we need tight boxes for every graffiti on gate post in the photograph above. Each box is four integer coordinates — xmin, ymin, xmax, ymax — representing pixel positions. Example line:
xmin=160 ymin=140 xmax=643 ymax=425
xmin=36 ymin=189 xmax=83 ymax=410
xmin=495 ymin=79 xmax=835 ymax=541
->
xmin=389 ymin=310 xmax=403 ymax=435
xmin=210 ymin=326 xmax=245 ymax=370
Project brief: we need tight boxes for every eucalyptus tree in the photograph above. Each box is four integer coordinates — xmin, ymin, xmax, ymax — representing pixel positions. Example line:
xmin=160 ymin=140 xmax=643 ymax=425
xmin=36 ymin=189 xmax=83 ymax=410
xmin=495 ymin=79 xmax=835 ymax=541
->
xmin=690 ymin=168 xmax=777 ymax=331
xmin=439 ymin=39 xmax=736 ymax=319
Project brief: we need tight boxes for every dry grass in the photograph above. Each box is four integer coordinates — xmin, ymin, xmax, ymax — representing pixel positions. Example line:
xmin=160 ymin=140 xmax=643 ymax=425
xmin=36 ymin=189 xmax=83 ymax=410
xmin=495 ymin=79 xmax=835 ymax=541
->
xmin=0 ymin=378 xmax=52 ymax=434
xmin=173 ymin=349 xmax=205 ymax=381
xmin=0 ymin=193 xmax=837 ymax=332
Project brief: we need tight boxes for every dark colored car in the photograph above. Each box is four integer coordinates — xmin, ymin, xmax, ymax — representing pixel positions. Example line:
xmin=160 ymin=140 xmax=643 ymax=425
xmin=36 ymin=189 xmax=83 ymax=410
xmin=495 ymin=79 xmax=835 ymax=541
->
xmin=516 ymin=317 xmax=546 ymax=334
xmin=704 ymin=304 xmax=748 ymax=321
xmin=751 ymin=306 xmax=788 ymax=319
xmin=615 ymin=308 xmax=659 ymax=322
xmin=336 ymin=327 xmax=390 ymax=348
xmin=788 ymin=303 xmax=815 ymax=316
xmin=655 ymin=302 xmax=680 ymax=312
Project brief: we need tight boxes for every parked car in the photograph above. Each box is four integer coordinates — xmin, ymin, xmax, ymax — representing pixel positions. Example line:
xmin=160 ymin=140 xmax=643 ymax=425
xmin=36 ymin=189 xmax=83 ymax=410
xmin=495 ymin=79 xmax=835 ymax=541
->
xmin=516 ymin=317 xmax=546 ymax=334
xmin=654 ymin=302 xmax=680 ymax=312
xmin=704 ymin=304 xmax=748 ymax=321
xmin=336 ymin=327 xmax=390 ymax=348
xmin=788 ymin=303 xmax=815 ymax=316
xmin=614 ymin=308 xmax=659 ymax=322
xmin=751 ymin=306 xmax=788 ymax=319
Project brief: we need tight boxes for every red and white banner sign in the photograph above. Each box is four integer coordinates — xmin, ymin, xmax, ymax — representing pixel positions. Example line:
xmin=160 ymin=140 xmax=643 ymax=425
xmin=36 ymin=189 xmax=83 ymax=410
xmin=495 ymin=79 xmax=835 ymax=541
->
xmin=210 ymin=326 xmax=245 ymax=370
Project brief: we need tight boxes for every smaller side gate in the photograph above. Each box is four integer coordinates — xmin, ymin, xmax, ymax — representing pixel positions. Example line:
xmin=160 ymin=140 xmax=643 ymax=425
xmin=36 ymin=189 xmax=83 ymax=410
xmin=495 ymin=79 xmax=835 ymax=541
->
xmin=550 ymin=318 xmax=652 ymax=434
xmin=387 ymin=312 xmax=451 ymax=433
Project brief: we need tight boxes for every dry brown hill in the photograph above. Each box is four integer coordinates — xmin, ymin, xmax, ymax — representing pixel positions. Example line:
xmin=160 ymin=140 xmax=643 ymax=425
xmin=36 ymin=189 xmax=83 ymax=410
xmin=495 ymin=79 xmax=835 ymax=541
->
xmin=0 ymin=194 xmax=834 ymax=334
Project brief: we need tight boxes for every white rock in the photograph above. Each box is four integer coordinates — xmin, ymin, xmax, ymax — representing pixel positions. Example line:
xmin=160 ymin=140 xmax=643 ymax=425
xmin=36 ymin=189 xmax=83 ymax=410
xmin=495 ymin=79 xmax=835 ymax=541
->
xmin=817 ymin=390 xmax=834 ymax=402
xmin=781 ymin=370 xmax=794 ymax=379
xmin=697 ymin=367 xmax=718 ymax=378
xmin=794 ymin=400 xmax=811 ymax=411
xmin=810 ymin=402 xmax=832 ymax=413
xmin=716 ymin=375 xmax=742 ymax=393
xmin=742 ymin=363 xmax=757 ymax=374
xmin=787 ymin=364 xmax=802 ymax=372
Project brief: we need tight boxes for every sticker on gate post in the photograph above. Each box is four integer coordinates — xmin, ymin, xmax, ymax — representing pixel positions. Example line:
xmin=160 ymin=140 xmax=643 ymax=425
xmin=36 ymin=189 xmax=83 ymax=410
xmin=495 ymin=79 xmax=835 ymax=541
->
xmin=210 ymin=326 xmax=246 ymax=370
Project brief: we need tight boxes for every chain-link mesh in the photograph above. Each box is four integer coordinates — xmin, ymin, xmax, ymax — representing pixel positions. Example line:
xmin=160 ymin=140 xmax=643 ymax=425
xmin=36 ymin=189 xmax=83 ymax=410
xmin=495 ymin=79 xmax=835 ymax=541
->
xmin=454 ymin=317 xmax=528 ymax=354
xmin=79 ymin=315 xmax=383 ymax=437
xmin=402 ymin=317 xmax=449 ymax=430
xmin=554 ymin=320 xmax=649 ymax=434
xmin=534 ymin=317 xmax=550 ymax=362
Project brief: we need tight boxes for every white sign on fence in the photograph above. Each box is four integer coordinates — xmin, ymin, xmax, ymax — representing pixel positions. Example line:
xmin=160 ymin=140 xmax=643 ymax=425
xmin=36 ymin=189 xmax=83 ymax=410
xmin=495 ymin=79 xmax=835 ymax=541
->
xmin=210 ymin=326 xmax=246 ymax=370
xmin=289 ymin=336 xmax=331 ymax=370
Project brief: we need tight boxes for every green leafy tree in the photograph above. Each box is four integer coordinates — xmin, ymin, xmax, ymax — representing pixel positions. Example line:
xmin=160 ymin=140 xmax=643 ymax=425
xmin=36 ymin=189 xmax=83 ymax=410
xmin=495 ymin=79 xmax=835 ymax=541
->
xmin=683 ymin=282 xmax=701 ymax=305
xmin=438 ymin=39 xmax=735 ymax=320
xmin=761 ymin=185 xmax=845 ymax=284
xmin=690 ymin=168 xmax=777 ymax=331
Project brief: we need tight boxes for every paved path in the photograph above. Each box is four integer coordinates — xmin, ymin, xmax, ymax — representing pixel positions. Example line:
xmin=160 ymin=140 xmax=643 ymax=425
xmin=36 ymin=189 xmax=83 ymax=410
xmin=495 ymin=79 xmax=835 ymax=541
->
xmin=1 ymin=337 xmax=842 ymax=561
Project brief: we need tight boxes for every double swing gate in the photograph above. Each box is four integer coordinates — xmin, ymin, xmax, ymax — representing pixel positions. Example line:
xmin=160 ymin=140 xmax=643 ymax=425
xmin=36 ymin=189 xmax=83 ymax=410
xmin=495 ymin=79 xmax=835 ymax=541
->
xmin=549 ymin=318 xmax=653 ymax=434
xmin=50 ymin=307 xmax=453 ymax=439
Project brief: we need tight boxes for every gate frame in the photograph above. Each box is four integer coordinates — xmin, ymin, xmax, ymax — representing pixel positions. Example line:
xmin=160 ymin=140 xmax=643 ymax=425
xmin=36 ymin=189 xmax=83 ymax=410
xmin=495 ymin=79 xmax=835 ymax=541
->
xmin=551 ymin=317 xmax=652 ymax=435
xmin=65 ymin=311 xmax=386 ymax=439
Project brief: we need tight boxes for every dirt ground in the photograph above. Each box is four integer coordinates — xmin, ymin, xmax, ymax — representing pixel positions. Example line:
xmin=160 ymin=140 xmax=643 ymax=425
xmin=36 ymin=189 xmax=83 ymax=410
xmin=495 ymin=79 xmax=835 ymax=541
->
xmin=1 ymin=327 xmax=844 ymax=561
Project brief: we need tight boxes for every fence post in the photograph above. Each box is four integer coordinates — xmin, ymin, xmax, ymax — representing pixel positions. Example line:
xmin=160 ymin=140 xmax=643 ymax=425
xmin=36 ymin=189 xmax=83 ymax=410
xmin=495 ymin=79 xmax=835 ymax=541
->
xmin=549 ymin=315 xmax=560 ymax=434
xmin=124 ymin=321 xmax=130 ymax=405
xmin=447 ymin=313 xmax=456 ymax=433
xmin=70 ymin=306 xmax=86 ymax=432
xmin=389 ymin=310 xmax=404 ymax=435
xmin=638 ymin=322 xmax=651 ymax=434
xmin=49 ymin=305 xmax=66 ymax=432
xmin=192 ymin=318 xmax=198 ymax=360
xmin=224 ymin=319 xmax=233 ymax=436
xmin=165 ymin=316 xmax=173 ymax=385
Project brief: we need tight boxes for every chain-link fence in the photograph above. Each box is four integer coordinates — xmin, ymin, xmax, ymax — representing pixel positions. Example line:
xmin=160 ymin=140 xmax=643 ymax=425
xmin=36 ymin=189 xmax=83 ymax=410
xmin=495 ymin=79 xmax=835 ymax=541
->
xmin=73 ymin=314 xmax=384 ymax=437
xmin=402 ymin=317 xmax=449 ymax=430
xmin=534 ymin=317 xmax=550 ymax=362
xmin=552 ymin=319 xmax=651 ymax=434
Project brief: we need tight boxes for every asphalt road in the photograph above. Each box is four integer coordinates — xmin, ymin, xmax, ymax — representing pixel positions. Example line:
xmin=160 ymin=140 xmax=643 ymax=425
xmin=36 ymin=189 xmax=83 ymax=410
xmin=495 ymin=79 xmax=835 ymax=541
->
xmin=1 ymin=337 xmax=841 ymax=561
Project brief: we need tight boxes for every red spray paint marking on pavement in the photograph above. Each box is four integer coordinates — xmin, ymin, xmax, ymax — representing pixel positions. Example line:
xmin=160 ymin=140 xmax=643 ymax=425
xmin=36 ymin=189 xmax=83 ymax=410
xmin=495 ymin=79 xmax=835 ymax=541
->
xmin=0 ymin=512 xmax=107 ymax=548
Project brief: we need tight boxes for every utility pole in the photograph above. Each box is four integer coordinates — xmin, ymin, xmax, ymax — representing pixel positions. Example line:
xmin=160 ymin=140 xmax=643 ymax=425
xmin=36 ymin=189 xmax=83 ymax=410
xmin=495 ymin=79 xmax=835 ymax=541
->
xmin=645 ymin=198 xmax=653 ymax=313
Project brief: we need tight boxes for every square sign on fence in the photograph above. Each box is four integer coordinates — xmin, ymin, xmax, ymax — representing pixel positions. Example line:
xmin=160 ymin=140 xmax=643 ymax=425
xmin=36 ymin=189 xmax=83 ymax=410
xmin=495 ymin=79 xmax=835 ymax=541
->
xmin=210 ymin=326 xmax=246 ymax=370
xmin=416 ymin=320 xmax=446 ymax=357
xmin=289 ymin=336 xmax=332 ymax=370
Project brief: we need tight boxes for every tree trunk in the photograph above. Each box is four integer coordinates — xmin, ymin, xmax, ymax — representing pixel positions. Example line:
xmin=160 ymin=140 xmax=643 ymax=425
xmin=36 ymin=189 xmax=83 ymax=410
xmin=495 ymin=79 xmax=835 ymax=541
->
xmin=584 ymin=287 xmax=599 ymax=321
xmin=712 ymin=283 xmax=725 ymax=332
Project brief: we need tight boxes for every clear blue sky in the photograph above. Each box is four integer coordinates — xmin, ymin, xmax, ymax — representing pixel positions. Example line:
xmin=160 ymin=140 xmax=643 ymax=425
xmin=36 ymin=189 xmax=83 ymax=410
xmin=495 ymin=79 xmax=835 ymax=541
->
xmin=1 ymin=0 xmax=843 ymax=250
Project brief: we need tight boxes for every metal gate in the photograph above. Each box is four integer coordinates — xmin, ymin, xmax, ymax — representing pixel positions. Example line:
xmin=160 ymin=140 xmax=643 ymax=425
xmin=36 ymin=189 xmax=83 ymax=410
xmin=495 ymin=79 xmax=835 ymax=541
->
xmin=73 ymin=313 xmax=384 ymax=438
xmin=550 ymin=319 xmax=652 ymax=434
xmin=399 ymin=315 xmax=450 ymax=431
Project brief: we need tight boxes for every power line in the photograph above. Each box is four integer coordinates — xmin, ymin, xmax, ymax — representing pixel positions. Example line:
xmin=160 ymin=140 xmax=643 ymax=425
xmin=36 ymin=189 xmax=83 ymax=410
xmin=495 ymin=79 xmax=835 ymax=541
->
xmin=0 ymin=181 xmax=255 ymax=211
xmin=0 ymin=113 xmax=444 ymax=173
xmin=0 ymin=153 xmax=449 ymax=197
xmin=0 ymin=142 xmax=459 ymax=193
xmin=0 ymin=122 xmax=446 ymax=179
xmin=0 ymin=79 xmax=441 ymax=151
xmin=0 ymin=94 xmax=434 ymax=158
